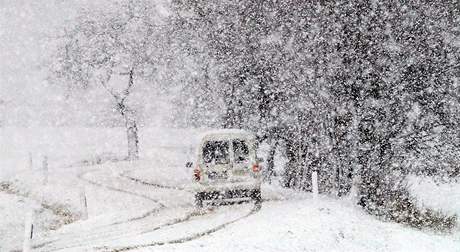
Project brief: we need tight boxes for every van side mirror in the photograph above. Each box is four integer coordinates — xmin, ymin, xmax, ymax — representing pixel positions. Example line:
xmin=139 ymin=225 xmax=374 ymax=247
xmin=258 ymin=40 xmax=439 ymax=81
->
xmin=185 ymin=161 xmax=193 ymax=169
xmin=256 ymin=157 xmax=264 ymax=163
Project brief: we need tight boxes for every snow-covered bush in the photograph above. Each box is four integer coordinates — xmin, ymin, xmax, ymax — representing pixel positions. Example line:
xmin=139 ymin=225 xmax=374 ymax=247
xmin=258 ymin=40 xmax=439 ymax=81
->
xmin=358 ymin=171 xmax=457 ymax=232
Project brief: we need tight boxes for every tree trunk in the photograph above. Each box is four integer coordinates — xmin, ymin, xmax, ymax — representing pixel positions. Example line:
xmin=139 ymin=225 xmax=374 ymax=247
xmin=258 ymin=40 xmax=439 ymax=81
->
xmin=124 ymin=112 xmax=139 ymax=160
xmin=119 ymin=68 xmax=139 ymax=160
xmin=349 ymin=107 xmax=361 ymax=202
xmin=265 ymin=140 xmax=278 ymax=183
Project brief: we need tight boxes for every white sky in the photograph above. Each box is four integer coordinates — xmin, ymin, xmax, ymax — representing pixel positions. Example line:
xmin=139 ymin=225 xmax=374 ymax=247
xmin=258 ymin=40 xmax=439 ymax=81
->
xmin=0 ymin=0 xmax=169 ymax=127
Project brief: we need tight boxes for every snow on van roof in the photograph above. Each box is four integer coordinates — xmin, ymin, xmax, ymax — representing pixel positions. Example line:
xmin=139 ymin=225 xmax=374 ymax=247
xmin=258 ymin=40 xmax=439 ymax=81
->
xmin=199 ymin=129 xmax=255 ymax=140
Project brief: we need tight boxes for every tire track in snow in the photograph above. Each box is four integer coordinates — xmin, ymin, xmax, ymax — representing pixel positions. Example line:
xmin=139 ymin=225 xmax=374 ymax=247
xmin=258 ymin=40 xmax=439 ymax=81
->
xmin=78 ymin=169 xmax=167 ymax=208
xmin=39 ymin=208 xmax=199 ymax=252
xmin=119 ymin=170 xmax=193 ymax=193
xmin=36 ymin=165 xmax=203 ymax=252
xmin=33 ymin=168 xmax=168 ymax=251
xmin=96 ymin=172 xmax=262 ymax=252
xmin=97 ymin=203 xmax=261 ymax=252
xmin=36 ymin=163 xmax=261 ymax=252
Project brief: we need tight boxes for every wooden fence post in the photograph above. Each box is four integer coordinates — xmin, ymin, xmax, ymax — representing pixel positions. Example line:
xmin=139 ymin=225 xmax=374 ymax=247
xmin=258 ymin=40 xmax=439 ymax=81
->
xmin=28 ymin=152 xmax=33 ymax=170
xmin=80 ymin=187 xmax=88 ymax=220
xmin=42 ymin=155 xmax=48 ymax=186
xmin=312 ymin=170 xmax=319 ymax=200
xmin=23 ymin=209 xmax=34 ymax=252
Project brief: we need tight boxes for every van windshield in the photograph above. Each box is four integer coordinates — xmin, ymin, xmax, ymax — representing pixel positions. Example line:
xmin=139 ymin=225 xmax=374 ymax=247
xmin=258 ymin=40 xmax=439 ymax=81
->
xmin=202 ymin=141 xmax=229 ymax=164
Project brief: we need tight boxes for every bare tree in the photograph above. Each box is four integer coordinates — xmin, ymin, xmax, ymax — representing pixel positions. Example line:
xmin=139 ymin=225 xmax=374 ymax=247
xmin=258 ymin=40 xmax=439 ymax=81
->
xmin=50 ymin=0 xmax=163 ymax=160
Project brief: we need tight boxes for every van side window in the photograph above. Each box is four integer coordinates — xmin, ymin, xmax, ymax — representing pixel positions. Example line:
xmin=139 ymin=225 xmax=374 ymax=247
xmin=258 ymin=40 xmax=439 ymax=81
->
xmin=233 ymin=140 xmax=249 ymax=163
xmin=202 ymin=141 xmax=229 ymax=164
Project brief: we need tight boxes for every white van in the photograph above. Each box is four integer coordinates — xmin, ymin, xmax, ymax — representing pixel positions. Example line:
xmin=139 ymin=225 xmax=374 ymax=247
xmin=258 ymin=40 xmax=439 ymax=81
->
xmin=187 ymin=129 xmax=262 ymax=207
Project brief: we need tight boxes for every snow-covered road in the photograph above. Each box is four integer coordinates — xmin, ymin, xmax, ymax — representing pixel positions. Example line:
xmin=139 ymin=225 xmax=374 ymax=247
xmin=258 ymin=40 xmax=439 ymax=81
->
xmin=32 ymin=161 xmax=261 ymax=252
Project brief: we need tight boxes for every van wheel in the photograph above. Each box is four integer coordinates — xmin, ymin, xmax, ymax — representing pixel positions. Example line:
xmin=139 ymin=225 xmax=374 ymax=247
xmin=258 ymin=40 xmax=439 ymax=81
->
xmin=195 ymin=192 xmax=204 ymax=208
xmin=251 ymin=189 xmax=261 ymax=205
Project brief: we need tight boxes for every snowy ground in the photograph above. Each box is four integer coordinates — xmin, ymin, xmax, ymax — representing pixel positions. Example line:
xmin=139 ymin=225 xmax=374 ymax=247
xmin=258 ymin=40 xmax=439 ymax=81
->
xmin=1 ymin=127 xmax=459 ymax=251
xmin=0 ymin=191 xmax=63 ymax=252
